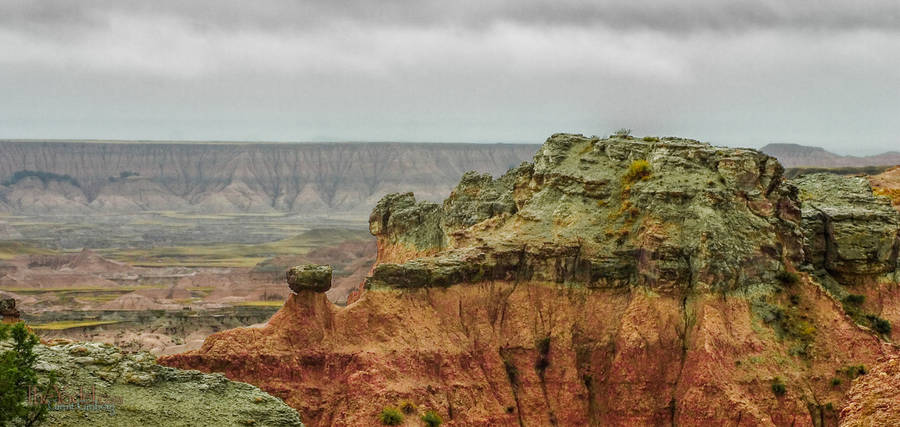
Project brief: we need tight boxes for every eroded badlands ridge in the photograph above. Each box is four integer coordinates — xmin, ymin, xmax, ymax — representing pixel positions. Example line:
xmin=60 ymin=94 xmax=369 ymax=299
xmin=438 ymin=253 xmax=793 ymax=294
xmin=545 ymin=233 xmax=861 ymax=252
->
xmin=0 ymin=141 xmax=536 ymax=215
xmin=162 ymin=134 xmax=900 ymax=426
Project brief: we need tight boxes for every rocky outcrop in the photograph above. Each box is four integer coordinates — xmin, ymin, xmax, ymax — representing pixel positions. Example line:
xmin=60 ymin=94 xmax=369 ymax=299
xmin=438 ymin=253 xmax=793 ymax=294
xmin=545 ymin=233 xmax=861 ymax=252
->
xmin=162 ymin=134 xmax=900 ymax=426
xmin=370 ymin=134 xmax=804 ymax=293
xmin=0 ymin=141 xmax=537 ymax=215
xmin=1 ymin=297 xmax=21 ymax=321
xmin=793 ymin=173 xmax=900 ymax=278
xmin=0 ymin=339 xmax=304 ymax=426
xmin=286 ymin=265 xmax=333 ymax=293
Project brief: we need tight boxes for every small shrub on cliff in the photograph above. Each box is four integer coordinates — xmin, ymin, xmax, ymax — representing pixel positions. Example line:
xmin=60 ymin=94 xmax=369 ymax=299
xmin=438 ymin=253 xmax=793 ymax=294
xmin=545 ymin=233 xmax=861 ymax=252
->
xmin=623 ymin=160 xmax=651 ymax=184
xmin=612 ymin=128 xmax=632 ymax=138
xmin=844 ymin=364 xmax=867 ymax=379
xmin=830 ymin=377 xmax=842 ymax=387
xmin=379 ymin=407 xmax=404 ymax=425
xmin=771 ymin=378 xmax=786 ymax=396
xmin=399 ymin=400 xmax=417 ymax=415
xmin=421 ymin=410 xmax=443 ymax=427
xmin=642 ymin=136 xmax=660 ymax=142
xmin=776 ymin=271 xmax=799 ymax=286
xmin=866 ymin=315 xmax=892 ymax=335
xmin=844 ymin=294 xmax=865 ymax=306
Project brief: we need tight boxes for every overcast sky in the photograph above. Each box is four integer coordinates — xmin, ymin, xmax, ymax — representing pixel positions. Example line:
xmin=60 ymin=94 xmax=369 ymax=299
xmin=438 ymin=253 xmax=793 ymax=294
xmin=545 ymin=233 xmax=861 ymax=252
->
xmin=1 ymin=1 xmax=899 ymax=154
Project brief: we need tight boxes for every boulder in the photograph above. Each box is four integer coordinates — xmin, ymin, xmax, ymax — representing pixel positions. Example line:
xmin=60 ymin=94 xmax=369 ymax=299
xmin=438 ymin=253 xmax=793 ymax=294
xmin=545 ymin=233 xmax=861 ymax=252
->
xmin=0 ymin=297 xmax=20 ymax=320
xmin=285 ymin=265 xmax=333 ymax=293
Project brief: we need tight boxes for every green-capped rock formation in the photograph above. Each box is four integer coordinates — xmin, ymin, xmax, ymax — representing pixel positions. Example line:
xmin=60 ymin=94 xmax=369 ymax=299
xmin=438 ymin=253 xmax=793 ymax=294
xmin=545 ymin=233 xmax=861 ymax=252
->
xmin=286 ymin=265 xmax=333 ymax=293
xmin=368 ymin=133 xmax=805 ymax=292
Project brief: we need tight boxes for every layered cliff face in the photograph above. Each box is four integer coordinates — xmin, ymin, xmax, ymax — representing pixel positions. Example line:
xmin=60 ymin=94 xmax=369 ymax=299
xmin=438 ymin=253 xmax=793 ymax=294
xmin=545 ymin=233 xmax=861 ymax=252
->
xmin=161 ymin=134 xmax=900 ymax=426
xmin=0 ymin=141 xmax=537 ymax=215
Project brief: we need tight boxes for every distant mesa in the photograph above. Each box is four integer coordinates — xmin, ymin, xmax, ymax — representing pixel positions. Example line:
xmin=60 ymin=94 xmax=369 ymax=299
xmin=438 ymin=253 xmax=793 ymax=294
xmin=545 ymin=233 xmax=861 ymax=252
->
xmin=0 ymin=141 xmax=538 ymax=217
xmin=761 ymin=142 xmax=900 ymax=168
xmin=286 ymin=264 xmax=333 ymax=293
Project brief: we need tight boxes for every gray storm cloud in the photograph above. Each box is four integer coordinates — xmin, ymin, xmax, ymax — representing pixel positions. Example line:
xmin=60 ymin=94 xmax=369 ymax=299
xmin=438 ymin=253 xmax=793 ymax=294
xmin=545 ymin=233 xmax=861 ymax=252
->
xmin=1 ymin=0 xmax=899 ymax=153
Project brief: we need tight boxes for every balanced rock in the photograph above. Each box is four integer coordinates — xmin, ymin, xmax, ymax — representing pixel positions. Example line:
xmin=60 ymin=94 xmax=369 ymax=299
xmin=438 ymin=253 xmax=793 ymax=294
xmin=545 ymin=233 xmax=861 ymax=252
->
xmin=0 ymin=298 xmax=21 ymax=320
xmin=286 ymin=265 xmax=333 ymax=293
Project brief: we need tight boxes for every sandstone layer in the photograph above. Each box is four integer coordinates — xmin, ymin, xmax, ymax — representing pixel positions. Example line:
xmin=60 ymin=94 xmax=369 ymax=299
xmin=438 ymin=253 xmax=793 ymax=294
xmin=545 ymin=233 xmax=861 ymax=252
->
xmin=162 ymin=134 xmax=900 ymax=426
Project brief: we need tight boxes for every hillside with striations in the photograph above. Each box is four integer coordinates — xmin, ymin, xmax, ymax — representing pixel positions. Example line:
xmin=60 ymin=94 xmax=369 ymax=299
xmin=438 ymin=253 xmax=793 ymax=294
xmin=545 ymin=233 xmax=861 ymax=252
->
xmin=162 ymin=133 xmax=900 ymax=426
xmin=761 ymin=143 xmax=900 ymax=168
xmin=0 ymin=141 xmax=537 ymax=216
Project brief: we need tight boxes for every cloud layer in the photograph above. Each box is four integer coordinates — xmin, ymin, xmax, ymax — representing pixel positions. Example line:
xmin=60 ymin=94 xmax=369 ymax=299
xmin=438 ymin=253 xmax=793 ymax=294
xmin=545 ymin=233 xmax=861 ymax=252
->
xmin=1 ymin=1 xmax=899 ymax=153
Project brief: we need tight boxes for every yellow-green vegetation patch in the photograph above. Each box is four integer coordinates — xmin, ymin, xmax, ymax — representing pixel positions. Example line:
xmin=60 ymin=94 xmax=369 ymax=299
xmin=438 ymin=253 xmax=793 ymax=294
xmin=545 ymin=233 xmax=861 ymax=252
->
xmin=0 ymin=284 xmax=167 ymax=294
xmin=623 ymin=159 xmax=652 ymax=184
xmin=184 ymin=286 xmax=215 ymax=295
xmin=0 ymin=241 xmax=55 ymax=259
xmin=31 ymin=320 xmax=121 ymax=330
xmin=105 ymin=228 xmax=371 ymax=267
xmin=236 ymin=300 xmax=284 ymax=307
xmin=76 ymin=294 xmax=124 ymax=303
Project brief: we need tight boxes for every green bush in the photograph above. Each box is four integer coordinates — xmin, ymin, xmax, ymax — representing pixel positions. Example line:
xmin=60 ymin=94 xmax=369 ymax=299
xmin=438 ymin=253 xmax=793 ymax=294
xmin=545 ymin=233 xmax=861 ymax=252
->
xmin=612 ymin=128 xmax=632 ymax=138
xmin=830 ymin=377 xmax=841 ymax=387
xmin=845 ymin=365 xmax=867 ymax=379
xmin=844 ymin=294 xmax=865 ymax=305
xmin=771 ymin=378 xmax=786 ymax=396
xmin=399 ymin=400 xmax=417 ymax=415
xmin=623 ymin=160 xmax=652 ymax=184
xmin=421 ymin=410 xmax=443 ymax=427
xmin=642 ymin=136 xmax=660 ymax=142
xmin=379 ymin=407 xmax=404 ymax=425
xmin=776 ymin=271 xmax=800 ymax=286
xmin=866 ymin=315 xmax=892 ymax=335
xmin=0 ymin=322 xmax=53 ymax=426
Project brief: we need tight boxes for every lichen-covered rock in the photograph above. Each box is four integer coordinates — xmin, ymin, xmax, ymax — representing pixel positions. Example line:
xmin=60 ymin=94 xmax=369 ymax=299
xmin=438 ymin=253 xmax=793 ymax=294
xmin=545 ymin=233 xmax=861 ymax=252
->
xmin=0 ymin=339 xmax=303 ymax=426
xmin=286 ymin=265 xmax=333 ymax=293
xmin=793 ymin=173 xmax=900 ymax=277
xmin=370 ymin=133 xmax=804 ymax=292
xmin=442 ymin=169 xmax=520 ymax=232
xmin=368 ymin=192 xmax=445 ymax=261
